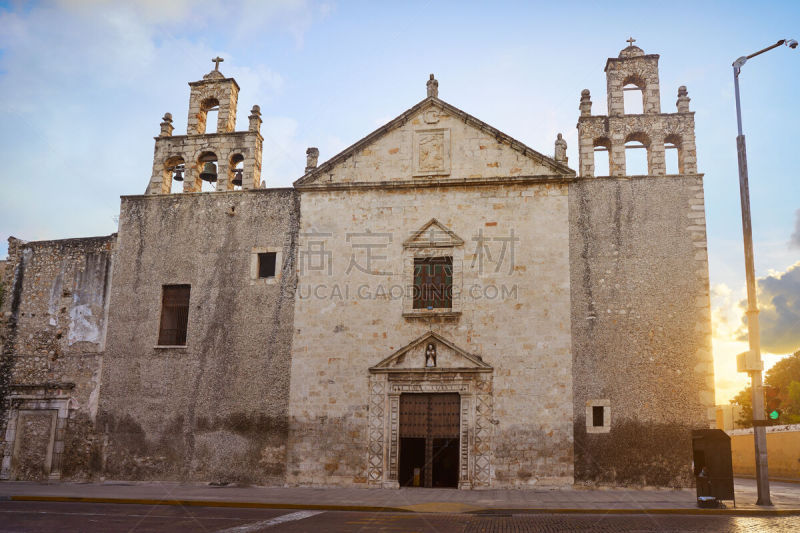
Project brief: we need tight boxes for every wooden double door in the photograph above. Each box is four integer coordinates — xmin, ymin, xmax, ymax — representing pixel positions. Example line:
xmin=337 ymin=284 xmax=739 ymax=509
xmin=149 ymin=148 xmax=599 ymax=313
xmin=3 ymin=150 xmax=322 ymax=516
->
xmin=398 ymin=393 xmax=460 ymax=488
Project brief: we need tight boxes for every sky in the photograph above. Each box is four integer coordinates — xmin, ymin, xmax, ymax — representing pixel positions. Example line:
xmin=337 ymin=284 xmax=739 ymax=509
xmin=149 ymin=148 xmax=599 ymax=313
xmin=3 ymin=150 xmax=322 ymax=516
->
xmin=0 ymin=0 xmax=798 ymax=404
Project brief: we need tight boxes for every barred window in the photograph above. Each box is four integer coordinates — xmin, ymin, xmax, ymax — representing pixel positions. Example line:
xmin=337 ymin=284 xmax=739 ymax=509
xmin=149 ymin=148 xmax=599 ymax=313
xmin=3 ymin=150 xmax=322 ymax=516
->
xmin=413 ymin=257 xmax=452 ymax=309
xmin=158 ymin=285 xmax=190 ymax=346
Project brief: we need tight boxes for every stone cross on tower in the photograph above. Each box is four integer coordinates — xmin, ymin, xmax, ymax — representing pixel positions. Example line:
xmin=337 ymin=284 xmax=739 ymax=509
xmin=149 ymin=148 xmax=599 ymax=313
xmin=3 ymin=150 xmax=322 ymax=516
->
xmin=626 ymin=37 xmax=636 ymax=46
xmin=212 ymin=56 xmax=224 ymax=71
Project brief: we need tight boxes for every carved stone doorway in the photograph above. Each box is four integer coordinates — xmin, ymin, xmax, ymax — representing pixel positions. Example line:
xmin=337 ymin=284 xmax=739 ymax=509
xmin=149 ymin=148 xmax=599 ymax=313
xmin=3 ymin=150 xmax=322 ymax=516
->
xmin=367 ymin=332 xmax=494 ymax=489
xmin=398 ymin=393 xmax=460 ymax=488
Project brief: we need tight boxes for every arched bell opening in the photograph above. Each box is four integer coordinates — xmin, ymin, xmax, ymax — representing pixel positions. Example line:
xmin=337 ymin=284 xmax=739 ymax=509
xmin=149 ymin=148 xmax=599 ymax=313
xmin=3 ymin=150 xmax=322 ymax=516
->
xmin=592 ymin=137 xmax=612 ymax=177
xmin=163 ymin=155 xmax=185 ymax=194
xmin=624 ymin=132 xmax=651 ymax=176
xmin=198 ymin=151 xmax=218 ymax=192
xmin=664 ymin=133 xmax=683 ymax=175
xmin=230 ymin=153 xmax=245 ymax=191
xmin=199 ymin=97 xmax=220 ymax=134
xmin=622 ymin=75 xmax=645 ymax=115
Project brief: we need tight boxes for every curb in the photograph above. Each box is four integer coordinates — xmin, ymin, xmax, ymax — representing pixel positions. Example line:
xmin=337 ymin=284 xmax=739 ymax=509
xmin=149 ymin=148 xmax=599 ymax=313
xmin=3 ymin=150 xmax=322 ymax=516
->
xmin=470 ymin=507 xmax=800 ymax=517
xmin=6 ymin=495 xmax=409 ymax=514
xmin=6 ymin=495 xmax=800 ymax=516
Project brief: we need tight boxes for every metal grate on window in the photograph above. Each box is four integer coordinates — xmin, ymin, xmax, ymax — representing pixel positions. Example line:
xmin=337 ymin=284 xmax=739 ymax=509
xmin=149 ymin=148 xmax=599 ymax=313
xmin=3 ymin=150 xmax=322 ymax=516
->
xmin=158 ymin=284 xmax=190 ymax=346
xmin=413 ymin=256 xmax=452 ymax=309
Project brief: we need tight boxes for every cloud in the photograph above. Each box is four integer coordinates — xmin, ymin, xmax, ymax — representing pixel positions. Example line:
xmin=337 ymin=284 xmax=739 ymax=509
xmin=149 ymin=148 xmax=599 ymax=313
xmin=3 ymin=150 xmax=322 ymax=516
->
xmin=0 ymin=1 xmax=327 ymax=254
xmin=736 ymin=262 xmax=800 ymax=355
xmin=710 ymin=282 xmax=745 ymax=340
xmin=791 ymin=209 xmax=800 ymax=249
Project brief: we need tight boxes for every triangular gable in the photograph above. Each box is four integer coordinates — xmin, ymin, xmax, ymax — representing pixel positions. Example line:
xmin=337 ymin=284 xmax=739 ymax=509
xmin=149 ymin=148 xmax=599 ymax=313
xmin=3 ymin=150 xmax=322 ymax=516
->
xmin=369 ymin=332 xmax=492 ymax=373
xmin=294 ymin=96 xmax=574 ymax=188
xmin=403 ymin=218 xmax=464 ymax=248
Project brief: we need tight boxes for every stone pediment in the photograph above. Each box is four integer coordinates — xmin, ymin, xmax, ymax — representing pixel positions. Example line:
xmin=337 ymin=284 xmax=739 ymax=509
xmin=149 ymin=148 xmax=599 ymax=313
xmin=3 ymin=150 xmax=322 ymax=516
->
xmin=294 ymin=96 xmax=574 ymax=189
xmin=403 ymin=218 xmax=464 ymax=248
xmin=369 ymin=332 xmax=492 ymax=373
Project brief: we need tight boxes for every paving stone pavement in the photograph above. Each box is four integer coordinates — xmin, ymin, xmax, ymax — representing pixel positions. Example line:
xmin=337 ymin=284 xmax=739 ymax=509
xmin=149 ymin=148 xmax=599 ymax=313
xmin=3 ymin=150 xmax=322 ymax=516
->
xmin=0 ymin=478 xmax=798 ymax=513
xmin=1 ymin=502 xmax=800 ymax=532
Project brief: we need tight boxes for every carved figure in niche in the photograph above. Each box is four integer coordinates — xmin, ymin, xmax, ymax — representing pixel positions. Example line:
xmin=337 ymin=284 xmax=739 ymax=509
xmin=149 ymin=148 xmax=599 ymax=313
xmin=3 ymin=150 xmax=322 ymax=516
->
xmin=425 ymin=343 xmax=437 ymax=367
xmin=554 ymin=133 xmax=568 ymax=163
xmin=419 ymin=133 xmax=444 ymax=172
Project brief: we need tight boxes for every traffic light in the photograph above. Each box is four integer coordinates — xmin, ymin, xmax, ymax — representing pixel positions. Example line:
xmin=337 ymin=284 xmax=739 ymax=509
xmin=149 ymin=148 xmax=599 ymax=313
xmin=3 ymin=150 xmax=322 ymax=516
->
xmin=765 ymin=386 xmax=781 ymax=421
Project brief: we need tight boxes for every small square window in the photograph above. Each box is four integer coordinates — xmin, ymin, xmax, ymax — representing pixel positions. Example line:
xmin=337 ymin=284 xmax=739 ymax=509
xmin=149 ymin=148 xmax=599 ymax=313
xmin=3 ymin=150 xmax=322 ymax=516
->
xmin=158 ymin=284 xmax=190 ymax=346
xmin=258 ymin=252 xmax=277 ymax=278
xmin=586 ymin=399 xmax=611 ymax=433
xmin=592 ymin=406 xmax=604 ymax=427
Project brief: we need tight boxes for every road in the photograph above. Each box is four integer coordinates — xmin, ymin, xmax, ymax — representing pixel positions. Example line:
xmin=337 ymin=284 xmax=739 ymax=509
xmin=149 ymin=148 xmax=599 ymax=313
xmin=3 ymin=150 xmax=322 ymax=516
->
xmin=1 ymin=501 xmax=799 ymax=532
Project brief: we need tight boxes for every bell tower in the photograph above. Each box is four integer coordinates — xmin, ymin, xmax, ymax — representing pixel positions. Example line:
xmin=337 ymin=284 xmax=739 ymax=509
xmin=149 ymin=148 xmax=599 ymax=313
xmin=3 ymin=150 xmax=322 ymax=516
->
xmin=187 ymin=56 xmax=238 ymax=135
xmin=577 ymin=40 xmax=698 ymax=178
xmin=146 ymin=58 xmax=264 ymax=194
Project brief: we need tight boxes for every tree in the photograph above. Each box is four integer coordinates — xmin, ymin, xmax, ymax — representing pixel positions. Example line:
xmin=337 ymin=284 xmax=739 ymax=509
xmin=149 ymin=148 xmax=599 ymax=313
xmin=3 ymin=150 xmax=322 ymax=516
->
xmin=730 ymin=385 xmax=753 ymax=428
xmin=787 ymin=380 xmax=800 ymax=424
xmin=730 ymin=351 xmax=800 ymax=426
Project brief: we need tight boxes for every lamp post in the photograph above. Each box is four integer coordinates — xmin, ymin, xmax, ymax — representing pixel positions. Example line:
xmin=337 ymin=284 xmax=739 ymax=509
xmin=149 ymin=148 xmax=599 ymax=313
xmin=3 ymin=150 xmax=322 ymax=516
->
xmin=732 ymin=38 xmax=797 ymax=507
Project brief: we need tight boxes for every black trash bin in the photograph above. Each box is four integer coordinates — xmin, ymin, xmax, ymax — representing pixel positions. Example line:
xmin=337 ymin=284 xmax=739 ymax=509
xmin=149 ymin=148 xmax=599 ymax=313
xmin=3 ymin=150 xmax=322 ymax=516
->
xmin=691 ymin=429 xmax=735 ymax=507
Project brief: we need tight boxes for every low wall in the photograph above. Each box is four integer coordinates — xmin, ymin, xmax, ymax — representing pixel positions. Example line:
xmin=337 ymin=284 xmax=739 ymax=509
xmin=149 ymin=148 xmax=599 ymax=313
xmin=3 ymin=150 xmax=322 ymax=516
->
xmin=728 ymin=424 xmax=800 ymax=481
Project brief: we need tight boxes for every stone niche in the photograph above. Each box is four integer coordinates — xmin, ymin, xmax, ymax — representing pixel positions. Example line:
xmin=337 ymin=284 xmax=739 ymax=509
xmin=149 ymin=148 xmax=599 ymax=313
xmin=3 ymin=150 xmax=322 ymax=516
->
xmin=1 ymin=383 xmax=76 ymax=481
xmin=367 ymin=332 xmax=493 ymax=489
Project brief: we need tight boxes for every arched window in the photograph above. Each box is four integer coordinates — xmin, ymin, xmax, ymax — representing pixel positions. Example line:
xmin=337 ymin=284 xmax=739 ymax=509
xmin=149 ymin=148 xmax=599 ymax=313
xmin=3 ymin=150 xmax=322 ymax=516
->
xmin=230 ymin=153 xmax=245 ymax=191
xmin=199 ymin=97 xmax=220 ymax=134
xmin=624 ymin=132 xmax=650 ymax=176
xmin=664 ymin=134 xmax=682 ymax=174
xmin=198 ymin=151 xmax=218 ymax=192
xmin=622 ymin=75 xmax=645 ymax=115
xmin=164 ymin=155 xmax=185 ymax=194
xmin=593 ymin=137 xmax=611 ymax=177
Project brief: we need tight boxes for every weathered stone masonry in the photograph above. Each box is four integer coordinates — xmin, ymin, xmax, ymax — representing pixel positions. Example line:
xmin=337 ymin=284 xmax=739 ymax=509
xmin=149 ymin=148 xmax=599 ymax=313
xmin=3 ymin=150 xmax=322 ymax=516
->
xmin=1 ymin=45 xmax=715 ymax=487
xmin=98 ymin=189 xmax=299 ymax=483
xmin=0 ymin=235 xmax=114 ymax=480
xmin=571 ymin=43 xmax=713 ymax=486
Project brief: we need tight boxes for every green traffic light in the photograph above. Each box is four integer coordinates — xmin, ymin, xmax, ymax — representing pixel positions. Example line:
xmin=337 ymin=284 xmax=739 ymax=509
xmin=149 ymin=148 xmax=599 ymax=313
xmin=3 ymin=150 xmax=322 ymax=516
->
xmin=769 ymin=410 xmax=780 ymax=420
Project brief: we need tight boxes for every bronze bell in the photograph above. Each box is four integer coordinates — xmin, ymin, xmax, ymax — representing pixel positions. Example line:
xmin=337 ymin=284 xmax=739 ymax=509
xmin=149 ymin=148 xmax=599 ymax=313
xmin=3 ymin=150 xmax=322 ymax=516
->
xmin=199 ymin=162 xmax=218 ymax=183
xmin=232 ymin=168 xmax=243 ymax=187
xmin=172 ymin=165 xmax=184 ymax=182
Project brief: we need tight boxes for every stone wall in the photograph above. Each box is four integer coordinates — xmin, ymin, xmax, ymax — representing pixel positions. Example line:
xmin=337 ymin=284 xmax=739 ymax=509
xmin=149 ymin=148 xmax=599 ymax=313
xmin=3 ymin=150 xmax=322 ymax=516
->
xmin=98 ymin=188 xmax=299 ymax=484
xmin=289 ymin=182 xmax=574 ymax=488
xmin=569 ymin=175 xmax=715 ymax=487
xmin=0 ymin=235 xmax=115 ymax=480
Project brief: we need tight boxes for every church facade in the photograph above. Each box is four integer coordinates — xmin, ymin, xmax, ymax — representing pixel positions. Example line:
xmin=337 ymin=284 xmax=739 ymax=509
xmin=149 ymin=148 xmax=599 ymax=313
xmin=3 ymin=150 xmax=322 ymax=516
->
xmin=0 ymin=44 xmax=715 ymax=488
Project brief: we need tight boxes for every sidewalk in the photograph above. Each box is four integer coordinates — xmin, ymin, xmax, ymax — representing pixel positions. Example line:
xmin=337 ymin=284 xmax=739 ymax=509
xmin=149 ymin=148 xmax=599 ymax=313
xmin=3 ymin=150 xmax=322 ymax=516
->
xmin=1 ymin=478 xmax=799 ymax=515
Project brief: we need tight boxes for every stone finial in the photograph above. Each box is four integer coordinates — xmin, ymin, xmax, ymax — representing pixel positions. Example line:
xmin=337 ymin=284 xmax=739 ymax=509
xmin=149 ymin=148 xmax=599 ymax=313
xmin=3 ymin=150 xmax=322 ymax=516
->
xmin=579 ymin=89 xmax=592 ymax=117
xmin=248 ymin=105 xmax=262 ymax=133
xmin=554 ymin=133 xmax=568 ymax=164
xmin=676 ymin=85 xmax=691 ymax=113
xmin=159 ymin=112 xmax=174 ymax=137
xmin=305 ymin=147 xmax=319 ymax=172
xmin=427 ymin=74 xmax=439 ymax=98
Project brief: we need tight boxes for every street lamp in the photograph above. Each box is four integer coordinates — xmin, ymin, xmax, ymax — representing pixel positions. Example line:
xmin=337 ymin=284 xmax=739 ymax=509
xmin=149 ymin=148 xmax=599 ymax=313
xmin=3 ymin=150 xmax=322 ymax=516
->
xmin=732 ymin=38 xmax=797 ymax=507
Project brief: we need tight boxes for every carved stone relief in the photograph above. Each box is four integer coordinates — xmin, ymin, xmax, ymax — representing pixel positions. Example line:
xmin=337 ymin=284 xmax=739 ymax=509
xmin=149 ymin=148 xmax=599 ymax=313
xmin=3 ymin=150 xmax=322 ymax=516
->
xmin=413 ymin=129 xmax=450 ymax=176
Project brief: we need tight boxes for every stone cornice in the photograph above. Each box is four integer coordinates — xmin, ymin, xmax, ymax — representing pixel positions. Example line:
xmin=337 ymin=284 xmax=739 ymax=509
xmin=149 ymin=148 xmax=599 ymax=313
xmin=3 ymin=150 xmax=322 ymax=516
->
xmin=153 ymin=131 xmax=263 ymax=142
xmin=573 ymin=173 xmax=705 ymax=181
xmin=297 ymin=174 xmax=573 ymax=192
